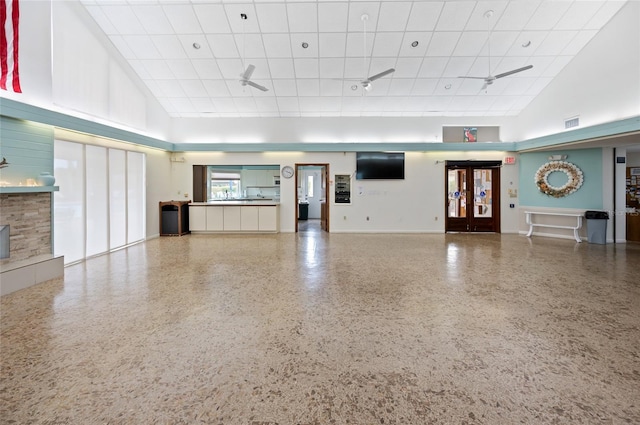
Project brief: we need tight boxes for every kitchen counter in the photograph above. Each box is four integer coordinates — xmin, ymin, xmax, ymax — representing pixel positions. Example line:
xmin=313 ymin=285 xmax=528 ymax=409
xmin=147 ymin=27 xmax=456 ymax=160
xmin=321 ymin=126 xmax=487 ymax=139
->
xmin=189 ymin=202 xmax=279 ymax=232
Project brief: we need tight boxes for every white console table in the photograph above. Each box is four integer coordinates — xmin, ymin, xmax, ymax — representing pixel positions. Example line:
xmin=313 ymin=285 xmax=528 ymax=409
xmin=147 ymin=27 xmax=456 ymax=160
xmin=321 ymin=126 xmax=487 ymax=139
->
xmin=525 ymin=211 xmax=583 ymax=243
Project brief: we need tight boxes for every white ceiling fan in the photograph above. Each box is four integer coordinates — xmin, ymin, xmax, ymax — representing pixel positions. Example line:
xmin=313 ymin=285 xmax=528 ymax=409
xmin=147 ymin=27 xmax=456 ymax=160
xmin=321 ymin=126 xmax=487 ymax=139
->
xmin=238 ymin=13 xmax=268 ymax=92
xmin=458 ymin=10 xmax=533 ymax=92
xmin=340 ymin=14 xmax=395 ymax=93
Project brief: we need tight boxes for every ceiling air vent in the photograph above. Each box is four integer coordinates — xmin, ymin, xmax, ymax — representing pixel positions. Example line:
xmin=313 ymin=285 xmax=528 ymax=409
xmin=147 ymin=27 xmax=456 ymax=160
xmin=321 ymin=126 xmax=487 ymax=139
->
xmin=565 ymin=116 xmax=579 ymax=129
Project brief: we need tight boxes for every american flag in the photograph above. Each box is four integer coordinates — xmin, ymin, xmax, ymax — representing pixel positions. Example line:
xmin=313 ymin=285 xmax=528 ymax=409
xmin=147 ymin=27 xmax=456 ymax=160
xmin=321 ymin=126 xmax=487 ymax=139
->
xmin=1 ymin=0 xmax=21 ymax=93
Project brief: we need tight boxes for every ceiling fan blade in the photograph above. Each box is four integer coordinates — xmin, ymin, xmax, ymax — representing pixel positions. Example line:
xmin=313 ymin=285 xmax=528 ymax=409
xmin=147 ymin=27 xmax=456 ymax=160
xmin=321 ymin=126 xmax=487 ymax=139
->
xmin=241 ymin=64 xmax=256 ymax=81
xmin=494 ymin=65 xmax=533 ymax=79
xmin=246 ymin=80 xmax=269 ymax=92
xmin=458 ymin=76 xmax=487 ymax=80
xmin=368 ymin=68 xmax=395 ymax=82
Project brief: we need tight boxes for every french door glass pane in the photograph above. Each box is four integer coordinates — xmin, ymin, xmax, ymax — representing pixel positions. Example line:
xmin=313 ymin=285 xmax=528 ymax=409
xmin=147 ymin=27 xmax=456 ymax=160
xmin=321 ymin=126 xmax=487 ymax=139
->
xmin=473 ymin=169 xmax=492 ymax=218
xmin=54 ymin=140 xmax=85 ymax=263
xmin=86 ymin=145 xmax=108 ymax=257
xmin=109 ymin=149 xmax=127 ymax=249
xmin=127 ymin=151 xmax=145 ymax=244
xmin=447 ymin=169 xmax=467 ymax=218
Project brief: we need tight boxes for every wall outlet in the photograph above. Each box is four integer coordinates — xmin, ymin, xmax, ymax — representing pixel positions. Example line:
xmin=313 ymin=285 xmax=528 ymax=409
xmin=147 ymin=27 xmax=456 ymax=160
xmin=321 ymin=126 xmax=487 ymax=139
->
xmin=510 ymin=203 xmax=515 ymax=208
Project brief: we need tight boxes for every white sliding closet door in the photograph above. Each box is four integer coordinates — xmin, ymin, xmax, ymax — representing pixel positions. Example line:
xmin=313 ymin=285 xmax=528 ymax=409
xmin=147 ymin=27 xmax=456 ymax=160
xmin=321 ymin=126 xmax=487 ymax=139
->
xmin=127 ymin=151 xmax=145 ymax=244
xmin=109 ymin=149 xmax=127 ymax=250
xmin=86 ymin=145 xmax=108 ymax=257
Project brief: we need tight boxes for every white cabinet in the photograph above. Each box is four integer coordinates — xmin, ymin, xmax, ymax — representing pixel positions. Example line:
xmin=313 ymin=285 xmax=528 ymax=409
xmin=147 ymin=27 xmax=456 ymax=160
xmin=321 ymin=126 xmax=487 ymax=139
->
xmin=189 ymin=206 xmax=207 ymax=231
xmin=241 ymin=207 xmax=259 ymax=231
xmin=223 ymin=206 xmax=242 ymax=231
xmin=206 ymin=207 xmax=224 ymax=231
xmin=259 ymin=206 xmax=278 ymax=231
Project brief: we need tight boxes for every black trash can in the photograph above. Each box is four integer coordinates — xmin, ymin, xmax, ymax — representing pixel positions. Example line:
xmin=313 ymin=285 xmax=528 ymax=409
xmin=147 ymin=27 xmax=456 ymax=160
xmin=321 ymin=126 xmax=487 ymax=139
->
xmin=161 ymin=205 xmax=179 ymax=235
xmin=584 ymin=210 xmax=609 ymax=244
xmin=298 ymin=202 xmax=309 ymax=220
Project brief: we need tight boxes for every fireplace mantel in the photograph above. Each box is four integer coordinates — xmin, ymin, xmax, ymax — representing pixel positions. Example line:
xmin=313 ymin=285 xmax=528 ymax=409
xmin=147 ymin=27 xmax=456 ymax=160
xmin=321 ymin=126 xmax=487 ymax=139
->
xmin=0 ymin=186 xmax=59 ymax=194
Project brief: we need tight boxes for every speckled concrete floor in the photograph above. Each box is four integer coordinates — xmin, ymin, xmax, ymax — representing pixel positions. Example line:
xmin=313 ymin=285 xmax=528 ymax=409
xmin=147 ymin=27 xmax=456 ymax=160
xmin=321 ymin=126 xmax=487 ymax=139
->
xmin=1 ymin=233 xmax=639 ymax=424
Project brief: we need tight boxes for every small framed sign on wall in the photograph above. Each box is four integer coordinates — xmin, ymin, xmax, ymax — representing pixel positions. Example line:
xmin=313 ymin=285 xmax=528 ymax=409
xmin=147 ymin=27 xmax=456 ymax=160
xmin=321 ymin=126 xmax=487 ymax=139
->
xmin=463 ymin=127 xmax=477 ymax=142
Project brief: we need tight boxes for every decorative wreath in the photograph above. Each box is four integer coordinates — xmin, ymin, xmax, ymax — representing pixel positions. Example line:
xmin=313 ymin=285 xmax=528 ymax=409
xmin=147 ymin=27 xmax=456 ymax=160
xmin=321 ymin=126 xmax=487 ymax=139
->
xmin=535 ymin=160 xmax=584 ymax=198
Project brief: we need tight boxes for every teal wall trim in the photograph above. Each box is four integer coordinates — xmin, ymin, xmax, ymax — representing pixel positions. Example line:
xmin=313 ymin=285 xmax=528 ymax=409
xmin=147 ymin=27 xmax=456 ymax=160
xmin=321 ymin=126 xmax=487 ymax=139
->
xmin=0 ymin=115 xmax=54 ymax=185
xmin=0 ymin=98 xmax=173 ymax=151
xmin=175 ymin=141 xmax=518 ymax=152
xmin=519 ymin=148 xmax=603 ymax=209
xmin=516 ymin=116 xmax=640 ymax=152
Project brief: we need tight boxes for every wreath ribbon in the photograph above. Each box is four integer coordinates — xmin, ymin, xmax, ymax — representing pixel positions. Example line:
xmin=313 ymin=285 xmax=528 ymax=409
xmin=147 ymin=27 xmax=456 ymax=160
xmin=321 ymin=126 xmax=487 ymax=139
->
xmin=535 ymin=161 xmax=583 ymax=198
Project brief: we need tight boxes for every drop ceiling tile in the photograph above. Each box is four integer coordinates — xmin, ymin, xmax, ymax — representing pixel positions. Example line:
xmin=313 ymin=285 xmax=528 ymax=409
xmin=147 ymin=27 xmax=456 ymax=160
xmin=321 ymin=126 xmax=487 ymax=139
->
xmin=287 ymin=3 xmax=318 ymax=33
xmin=193 ymin=4 xmax=231 ymax=34
xmin=561 ymin=30 xmax=598 ymax=55
xmin=412 ymin=79 xmax=438 ymax=95
xmin=297 ymin=79 xmax=320 ymax=96
xmin=225 ymin=80 xmax=255 ymax=97
xmin=376 ymin=2 xmax=411 ymax=32
xmin=388 ymin=79 xmax=415 ymax=96
xmin=525 ymin=1 xmax=572 ymax=31
xmin=277 ymin=97 xmax=300 ymax=112
xmin=192 ymin=59 xmax=224 ymax=80
xmin=319 ymin=79 xmax=344 ymax=96
xmin=294 ymin=58 xmax=319 ymax=78
xmin=541 ymin=56 xmax=572 ymax=77
xmin=100 ymin=5 xmax=146 ymax=35
xmin=494 ymin=2 xmax=540 ymax=31
xmin=442 ymin=57 xmax=475 ymax=78
xmin=225 ymin=4 xmax=259 ymax=33
xmin=131 ymin=5 xmax=174 ymax=34
xmin=268 ymin=58 xmax=296 ymax=79
xmin=345 ymin=33 xmax=375 ymax=58
xmin=465 ymin=2 xmax=509 ymax=31
xmin=143 ymin=80 xmax=164 ymax=96
xmin=367 ymin=78 xmax=391 ymax=96
xmin=191 ymin=98 xmax=215 ymax=113
xmin=273 ymin=79 xmax=298 ymax=96
xmin=263 ymin=34 xmax=293 ymax=58
xmin=255 ymin=98 xmax=279 ymax=112
xmin=234 ymin=34 xmax=266 ymax=58
xmin=499 ymin=77 xmax=537 ymax=96
xmin=418 ymin=57 xmax=449 ymax=78
xmin=162 ymin=4 xmax=203 ymax=34
xmin=291 ymin=34 xmax=319 ymax=58
xmin=425 ymin=32 xmax=462 ymax=57
xmin=318 ymin=3 xmax=348 ymax=32
xmin=535 ymin=31 xmax=578 ymax=56
xmin=122 ymin=35 xmax=162 ymax=59
xmin=584 ymin=2 xmax=626 ymax=30
xmin=362 ymin=97 xmax=388 ymax=111
xmin=369 ymin=58 xmax=396 ymax=77
xmin=433 ymin=78 xmax=462 ymax=95
xmin=456 ymin=78 xmax=485 ymax=95
xmin=452 ymin=32 xmax=487 ymax=56
xmin=555 ymin=1 xmax=604 ymax=30
xmin=372 ymin=33 xmax=404 ymax=57
xmin=217 ymin=59 xmax=245 ymax=79
xmin=179 ymin=80 xmax=208 ymax=98
xmin=233 ymin=98 xmax=258 ymax=112
xmin=167 ymin=60 xmax=199 ymax=79
xmin=319 ymin=58 xmax=345 ymax=79
xmin=169 ymin=98 xmax=196 ymax=113
xmin=178 ymin=35 xmax=214 ymax=59
xmin=341 ymin=97 xmax=364 ymax=111
xmin=424 ymin=96 xmax=453 ymax=113
xmin=483 ymin=31 xmax=519 ymax=56
xmin=506 ymin=31 xmax=549 ymax=56
xmin=206 ymin=35 xmax=238 ymax=58
xmin=347 ymin=2 xmax=381 ymax=32
xmin=156 ymin=80 xmax=187 ymax=97
xmin=319 ymin=33 xmax=347 ymax=58
xmin=212 ymin=98 xmax=238 ymax=113
xmin=393 ymin=57 xmax=422 ymax=78
xmin=203 ymin=80 xmax=231 ymax=97
xmin=128 ymin=60 xmax=152 ymax=80
xmin=151 ymin=35 xmax=188 ymax=59
xmin=435 ymin=2 xmax=475 ymax=31
xmin=489 ymin=95 xmax=519 ymax=111
xmin=406 ymin=2 xmax=443 ymax=31
xmin=256 ymin=3 xmax=289 ymax=33
xmin=142 ymin=60 xmax=174 ymax=79
xmin=399 ymin=32 xmax=431 ymax=57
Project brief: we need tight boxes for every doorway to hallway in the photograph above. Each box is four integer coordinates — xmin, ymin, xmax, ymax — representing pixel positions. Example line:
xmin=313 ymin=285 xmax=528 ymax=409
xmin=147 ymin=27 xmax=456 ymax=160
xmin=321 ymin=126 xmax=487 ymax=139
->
xmin=295 ymin=164 xmax=329 ymax=233
xmin=445 ymin=161 xmax=501 ymax=233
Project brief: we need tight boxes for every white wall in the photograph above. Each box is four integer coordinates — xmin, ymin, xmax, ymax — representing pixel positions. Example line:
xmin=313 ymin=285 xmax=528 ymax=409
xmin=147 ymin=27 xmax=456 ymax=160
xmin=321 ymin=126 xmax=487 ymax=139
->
xmin=168 ymin=150 xmax=519 ymax=234
xmin=502 ymin=1 xmax=640 ymax=142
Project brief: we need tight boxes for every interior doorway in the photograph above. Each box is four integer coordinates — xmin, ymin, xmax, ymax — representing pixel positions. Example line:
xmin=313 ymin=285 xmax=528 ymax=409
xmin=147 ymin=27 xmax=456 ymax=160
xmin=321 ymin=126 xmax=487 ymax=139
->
xmin=445 ymin=161 xmax=501 ymax=233
xmin=295 ymin=164 xmax=329 ymax=233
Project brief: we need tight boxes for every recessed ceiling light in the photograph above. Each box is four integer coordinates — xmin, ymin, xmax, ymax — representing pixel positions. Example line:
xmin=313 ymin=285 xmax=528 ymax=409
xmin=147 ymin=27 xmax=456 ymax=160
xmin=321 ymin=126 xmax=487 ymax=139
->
xmin=522 ymin=40 xmax=531 ymax=48
xmin=351 ymin=85 xmax=358 ymax=91
xmin=240 ymin=13 xmax=247 ymax=20
xmin=445 ymin=84 xmax=452 ymax=90
xmin=192 ymin=42 xmax=201 ymax=50
xmin=302 ymin=42 xmax=309 ymax=49
xmin=411 ymin=41 xmax=419 ymax=48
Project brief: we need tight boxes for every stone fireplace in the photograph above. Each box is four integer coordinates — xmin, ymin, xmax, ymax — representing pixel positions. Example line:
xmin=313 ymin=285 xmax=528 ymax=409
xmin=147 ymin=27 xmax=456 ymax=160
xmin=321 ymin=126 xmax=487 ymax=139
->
xmin=0 ymin=190 xmax=64 ymax=295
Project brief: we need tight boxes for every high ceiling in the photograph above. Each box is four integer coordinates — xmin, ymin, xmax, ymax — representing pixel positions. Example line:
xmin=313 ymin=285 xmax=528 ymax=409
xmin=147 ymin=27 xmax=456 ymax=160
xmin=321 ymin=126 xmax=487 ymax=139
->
xmin=79 ymin=0 xmax=628 ymax=119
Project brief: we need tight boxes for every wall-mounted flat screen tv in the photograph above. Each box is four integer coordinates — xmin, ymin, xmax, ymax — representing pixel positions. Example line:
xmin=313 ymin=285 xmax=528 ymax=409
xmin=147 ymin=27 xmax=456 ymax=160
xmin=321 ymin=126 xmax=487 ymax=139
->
xmin=356 ymin=152 xmax=405 ymax=180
